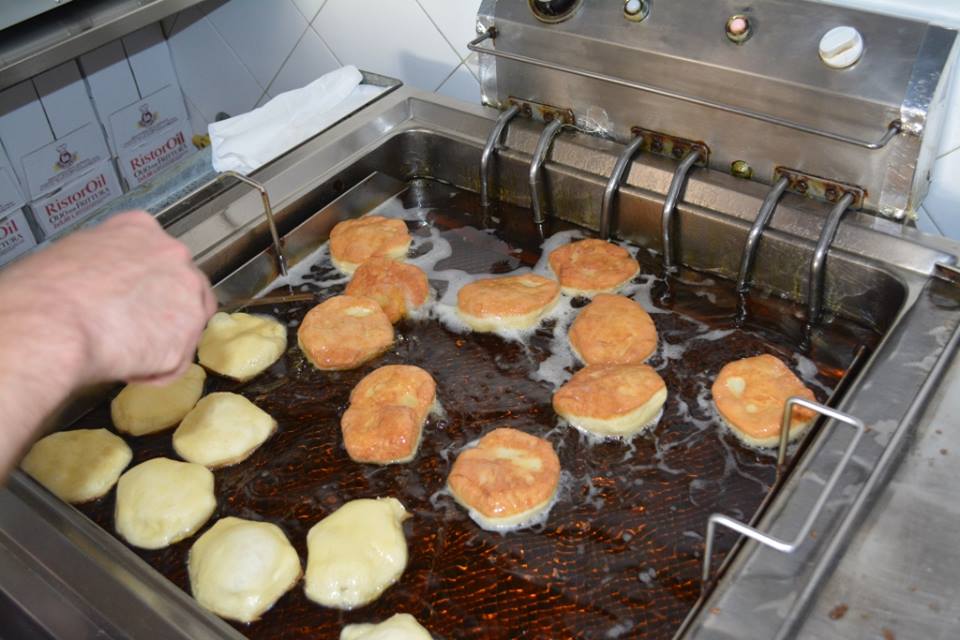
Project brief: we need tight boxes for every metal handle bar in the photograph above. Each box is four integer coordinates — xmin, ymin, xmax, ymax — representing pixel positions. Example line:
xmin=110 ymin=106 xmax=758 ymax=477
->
xmin=469 ymin=29 xmax=901 ymax=150
xmin=701 ymin=397 xmax=865 ymax=587
xmin=480 ymin=104 xmax=521 ymax=208
xmin=162 ymin=170 xmax=288 ymax=277
xmin=661 ymin=149 xmax=702 ymax=268
xmin=529 ymin=118 xmax=565 ymax=224
xmin=807 ymin=192 xmax=856 ymax=326
xmin=600 ymin=134 xmax=646 ymax=240
xmin=736 ymin=176 xmax=791 ymax=307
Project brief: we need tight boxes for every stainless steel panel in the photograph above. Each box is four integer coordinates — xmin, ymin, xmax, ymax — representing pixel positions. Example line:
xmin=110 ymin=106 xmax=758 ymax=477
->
xmin=0 ymin=0 xmax=207 ymax=91
xmin=476 ymin=0 xmax=958 ymax=220
xmin=0 ymin=0 xmax=74 ymax=33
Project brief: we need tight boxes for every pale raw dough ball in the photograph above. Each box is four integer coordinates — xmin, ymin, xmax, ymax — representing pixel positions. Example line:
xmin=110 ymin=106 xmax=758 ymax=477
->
xmin=304 ymin=498 xmax=409 ymax=609
xmin=20 ymin=429 xmax=131 ymax=504
xmin=198 ymin=312 xmax=287 ymax=381
xmin=341 ymin=613 xmax=432 ymax=640
xmin=111 ymin=364 xmax=206 ymax=435
xmin=115 ymin=457 xmax=216 ymax=549
xmin=188 ymin=517 xmax=301 ymax=623
xmin=173 ymin=392 xmax=276 ymax=468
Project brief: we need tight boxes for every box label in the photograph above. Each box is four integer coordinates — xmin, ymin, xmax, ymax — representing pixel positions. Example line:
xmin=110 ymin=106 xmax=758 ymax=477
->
xmin=118 ymin=127 xmax=192 ymax=188
xmin=21 ymin=123 xmax=110 ymax=198
xmin=109 ymin=84 xmax=188 ymax=154
xmin=0 ymin=209 xmax=38 ymax=267
xmin=32 ymin=160 xmax=122 ymax=236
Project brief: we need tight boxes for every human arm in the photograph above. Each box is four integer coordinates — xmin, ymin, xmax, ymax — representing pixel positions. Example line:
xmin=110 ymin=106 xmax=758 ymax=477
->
xmin=0 ymin=211 xmax=216 ymax=474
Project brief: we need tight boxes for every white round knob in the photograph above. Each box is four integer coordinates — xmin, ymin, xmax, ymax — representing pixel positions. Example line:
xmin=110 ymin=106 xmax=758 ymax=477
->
xmin=819 ymin=26 xmax=863 ymax=69
xmin=625 ymin=0 xmax=643 ymax=15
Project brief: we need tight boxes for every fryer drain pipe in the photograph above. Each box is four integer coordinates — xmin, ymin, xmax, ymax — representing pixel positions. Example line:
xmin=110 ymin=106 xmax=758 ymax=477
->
xmin=661 ymin=149 xmax=702 ymax=268
xmin=528 ymin=118 xmax=565 ymax=225
xmin=480 ymin=104 xmax=521 ymax=209
xmin=807 ymin=192 xmax=856 ymax=326
xmin=600 ymin=135 xmax=646 ymax=240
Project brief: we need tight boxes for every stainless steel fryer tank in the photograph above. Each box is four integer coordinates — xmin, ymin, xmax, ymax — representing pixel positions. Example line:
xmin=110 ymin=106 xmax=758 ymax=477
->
xmin=1 ymin=86 xmax=960 ymax=639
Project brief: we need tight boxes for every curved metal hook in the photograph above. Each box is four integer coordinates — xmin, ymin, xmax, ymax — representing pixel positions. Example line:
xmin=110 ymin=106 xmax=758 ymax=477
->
xmin=528 ymin=118 xmax=565 ymax=225
xmin=480 ymin=104 xmax=521 ymax=208
xmin=661 ymin=149 xmax=702 ymax=268
xmin=600 ymin=135 xmax=645 ymax=239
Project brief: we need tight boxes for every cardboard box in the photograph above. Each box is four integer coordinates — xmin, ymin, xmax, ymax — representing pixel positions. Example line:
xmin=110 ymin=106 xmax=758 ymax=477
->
xmin=21 ymin=123 xmax=112 ymax=200
xmin=0 ymin=81 xmax=54 ymax=193
xmin=0 ymin=167 xmax=25 ymax=217
xmin=33 ymin=61 xmax=103 ymax=140
xmin=123 ymin=23 xmax=181 ymax=98
xmin=80 ymin=41 xmax=141 ymax=156
xmin=0 ymin=144 xmax=25 ymax=217
xmin=31 ymin=159 xmax=122 ymax=237
xmin=112 ymin=85 xmax=192 ymax=188
xmin=0 ymin=209 xmax=38 ymax=267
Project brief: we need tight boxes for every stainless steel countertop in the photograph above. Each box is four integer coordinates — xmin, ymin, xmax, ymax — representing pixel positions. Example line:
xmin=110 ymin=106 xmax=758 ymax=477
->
xmin=797 ymin=343 xmax=960 ymax=639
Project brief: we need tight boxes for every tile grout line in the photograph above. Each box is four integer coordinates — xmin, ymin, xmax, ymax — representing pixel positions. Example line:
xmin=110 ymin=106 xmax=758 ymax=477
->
xmin=936 ymin=143 xmax=960 ymax=159
xmin=434 ymin=60 xmax=465 ymax=92
xmin=260 ymin=17 xmax=314 ymax=103
xmin=204 ymin=6 xmax=286 ymax=106
xmin=310 ymin=22 xmax=343 ymax=68
xmin=413 ymin=0 xmax=469 ymax=64
xmin=921 ymin=207 xmax=945 ymax=236
xmin=295 ymin=0 xmax=331 ymax=24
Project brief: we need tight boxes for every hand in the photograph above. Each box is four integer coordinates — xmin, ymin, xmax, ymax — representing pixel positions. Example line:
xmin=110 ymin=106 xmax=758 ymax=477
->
xmin=0 ymin=211 xmax=216 ymax=385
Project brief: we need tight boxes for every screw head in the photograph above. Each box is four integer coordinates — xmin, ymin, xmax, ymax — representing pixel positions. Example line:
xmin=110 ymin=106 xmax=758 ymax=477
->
xmin=726 ymin=14 xmax=752 ymax=44
xmin=731 ymin=160 xmax=753 ymax=179
xmin=796 ymin=180 xmax=809 ymax=194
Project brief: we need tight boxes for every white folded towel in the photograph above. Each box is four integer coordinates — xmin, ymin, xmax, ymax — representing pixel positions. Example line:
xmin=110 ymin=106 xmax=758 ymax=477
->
xmin=209 ymin=65 xmax=382 ymax=175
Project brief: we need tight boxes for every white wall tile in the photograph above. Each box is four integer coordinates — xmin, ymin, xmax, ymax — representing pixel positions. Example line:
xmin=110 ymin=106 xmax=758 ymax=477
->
xmin=937 ymin=59 xmax=960 ymax=157
xmin=206 ymin=0 xmax=308 ymax=90
xmin=315 ymin=0 xmax=461 ymax=92
xmin=294 ymin=0 xmax=327 ymax=22
xmin=268 ymin=27 xmax=341 ymax=97
xmin=915 ymin=206 xmax=943 ymax=236
xmin=436 ymin=62 xmax=480 ymax=104
xmin=821 ymin=0 xmax=960 ymax=27
xmin=166 ymin=7 xmax=263 ymax=123
xmin=924 ymin=149 xmax=960 ymax=238
xmin=416 ymin=0 xmax=482 ymax=60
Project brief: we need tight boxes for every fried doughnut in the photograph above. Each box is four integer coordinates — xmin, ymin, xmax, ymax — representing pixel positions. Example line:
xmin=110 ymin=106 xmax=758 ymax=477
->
xmin=329 ymin=215 xmax=412 ymax=274
xmin=173 ymin=393 xmax=277 ymax=468
xmin=548 ymin=238 xmax=639 ymax=296
xmin=197 ymin=312 xmax=287 ymax=382
xmin=447 ymin=428 xmax=561 ymax=531
xmin=341 ymin=614 xmax=432 ymax=640
xmin=111 ymin=364 xmax=206 ymax=435
xmin=345 ymin=257 xmax=430 ymax=323
xmin=568 ymin=294 xmax=657 ymax=365
xmin=188 ymin=517 xmax=301 ymax=623
xmin=712 ymin=354 xmax=816 ymax=448
xmin=20 ymin=429 xmax=131 ymax=503
xmin=342 ymin=365 xmax=437 ymax=464
xmin=456 ymin=274 xmax=560 ymax=332
xmin=115 ymin=457 xmax=216 ymax=549
xmin=553 ymin=364 xmax=667 ymax=437
xmin=297 ymin=295 xmax=394 ymax=370
xmin=304 ymin=498 xmax=410 ymax=609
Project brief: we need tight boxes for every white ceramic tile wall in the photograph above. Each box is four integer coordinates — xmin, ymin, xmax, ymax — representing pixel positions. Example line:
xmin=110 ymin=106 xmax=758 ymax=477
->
xmin=161 ymin=0 xmax=957 ymax=234
xmin=163 ymin=0 xmax=482 ymax=137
